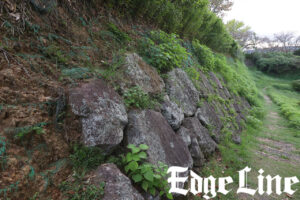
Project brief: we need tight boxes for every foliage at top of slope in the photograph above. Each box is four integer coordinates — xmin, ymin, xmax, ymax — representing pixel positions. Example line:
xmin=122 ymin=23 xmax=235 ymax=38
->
xmin=136 ymin=29 xmax=260 ymax=107
xmin=107 ymin=0 xmax=238 ymax=56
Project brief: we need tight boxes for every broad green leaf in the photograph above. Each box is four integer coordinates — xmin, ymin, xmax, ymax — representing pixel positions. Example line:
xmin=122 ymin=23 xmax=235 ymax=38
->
xmin=139 ymin=144 xmax=149 ymax=150
xmin=127 ymin=144 xmax=136 ymax=149
xmin=128 ymin=161 xmax=139 ymax=172
xmin=131 ymin=154 xmax=140 ymax=161
xmin=142 ymin=181 xmax=148 ymax=191
xmin=125 ymin=165 xmax=130 ymax=173
xmin=153 ymin=174 xmax=161 ymax=179
xmin=166 ymin=193 xmax=173 ymax=199
xmin=144 ymin=171 xmax=154 ymax=182
xmin=138 ymin=151 xmax=147 ymax=159
xmin=127 ymin=144 xmax=140 ymax=154
xmin=149 ymin=188 xmax=156 ymax=196
xmin=132 ymin=174 xmax=143 ymax=183
xmin=126 ymin=153 xmax=133 ymax=162
xmin=159 ymin=191 xmax=164 ymax=196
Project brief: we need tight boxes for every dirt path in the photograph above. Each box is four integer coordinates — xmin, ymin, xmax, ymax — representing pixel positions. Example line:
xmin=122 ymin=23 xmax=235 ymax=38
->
xmin=256 ymin=94 xmax=300 ymax=166
xmin=238 ymin=93 xmax=300 ymax=200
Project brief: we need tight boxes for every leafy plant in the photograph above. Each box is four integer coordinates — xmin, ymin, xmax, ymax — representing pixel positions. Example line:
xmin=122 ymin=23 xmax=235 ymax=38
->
xmin=69 ymin=145 xmax=105 ymax=172
xmin=14 ymin=123 xmax=46 ymax=140
xmin=123 ymin=144 xmax=173 ymax=199
xmin=43 ymin=44 xmax=70 ymax=65
xmin=124 ymin=87 xmax=157 ymax=109
xmin=139 ymin=30 xmax=189 ymax=73
xmin=107 ymin=23 xmax=131 ymax=43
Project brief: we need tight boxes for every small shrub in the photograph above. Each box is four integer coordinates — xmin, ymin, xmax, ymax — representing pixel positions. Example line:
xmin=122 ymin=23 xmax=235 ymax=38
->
xmin=139 ymin=30 xmax=189 ymax=73
xmin=43 ymin=44 xmax=70 ymax=64
xmin=124 ymin=87 xmax=157 ymax=109
xmin=247 ymin=52 xmax=300 ymax=75
xmin=192 ymin=40 xmax=215 ymax=72
xmin=107 ymin=23 xmax=131 ymax=43
xmin=292 ymin=80 xmax=300 ymax=92
xmin=123 ymin=144 xmax=173 ymax=199
xmin=14 ymin=123 xmax=46 ymax=140
xmin=70 ymin=145 xmax=105 ymax=172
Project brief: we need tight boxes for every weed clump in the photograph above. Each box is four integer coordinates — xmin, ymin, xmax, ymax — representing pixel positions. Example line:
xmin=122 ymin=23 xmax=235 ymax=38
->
xmin=123 ymin=87 xmax=158 ymax=109
xmin=139 ymin=30 xmax=189 ymax=73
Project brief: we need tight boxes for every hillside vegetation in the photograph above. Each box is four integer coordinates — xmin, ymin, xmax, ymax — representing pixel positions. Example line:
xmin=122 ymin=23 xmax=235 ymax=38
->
xmin=0 ymin=1 xmax=265 ymax=199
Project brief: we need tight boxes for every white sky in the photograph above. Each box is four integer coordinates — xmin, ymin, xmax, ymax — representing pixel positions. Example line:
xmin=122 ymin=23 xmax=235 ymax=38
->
xmin=224 ymin=0 xmax=300 ymax=37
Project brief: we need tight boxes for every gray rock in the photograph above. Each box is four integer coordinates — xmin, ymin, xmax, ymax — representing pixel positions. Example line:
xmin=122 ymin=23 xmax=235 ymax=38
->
xmin=182 ymin=117 xmax=217 ymax=158
xmin=232 ymin=134 xmax=241 ymax=145
xmin=90 ymin=163 xmax=144 ymax=200
xmin=69 ymin=79 xmax=128 ymax=149
xmin=120 ymin=53 xmax=165 ymax=94
xmin=195 ymin=101 xmax=223 ymax=143
xmin=177 ymin=127 xmax=192 ymax=147
xmin=190 ymin=137 xmax=205 ymax=167
xmin=165 ymin=69 xmax=199 ymax=117
xmin=177 ymin=127 xmax=204 ymax=167
xmin=125 ymin=110 xmax=193 ymax=168
xmin=161 ymin=95 xmax=184 ymax=130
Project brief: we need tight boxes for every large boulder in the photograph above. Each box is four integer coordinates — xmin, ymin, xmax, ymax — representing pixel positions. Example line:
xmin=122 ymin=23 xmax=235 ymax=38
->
xmin=68 ymin=79 xmax=128 ymax=149
xmin=161 ymin=95 xmax=184 ymax=130
xmin=165 ymin=69 xmax=199 ymax=117
xmin=120 ymin=53 xmax=165 ymax=94
xmin=182 ymin=117 xmax=217 ymax=158
xmin=90 ymin=163 xmax=144 ymax=200
xmin=125 ymin=109 xmax=193 ymax=168
xmin=195 ymin=101 xmax=223 ymax=143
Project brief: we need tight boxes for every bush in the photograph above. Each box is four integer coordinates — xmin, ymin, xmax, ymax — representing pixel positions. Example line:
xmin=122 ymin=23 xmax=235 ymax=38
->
xmin=247 ymin=52 xmax=300 ymax=74
xmin=139 ymin=31 xmax=189 ymax=73
xmin=70 ymin=145 xmax=105 ymax=172
xmin=292 ymin=80 xmax=300 ymax=92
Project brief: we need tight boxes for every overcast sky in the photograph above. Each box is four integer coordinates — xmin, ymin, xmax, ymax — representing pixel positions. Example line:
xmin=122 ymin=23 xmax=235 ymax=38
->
xmin=224 ymin=0 xmax=300 ymax=37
